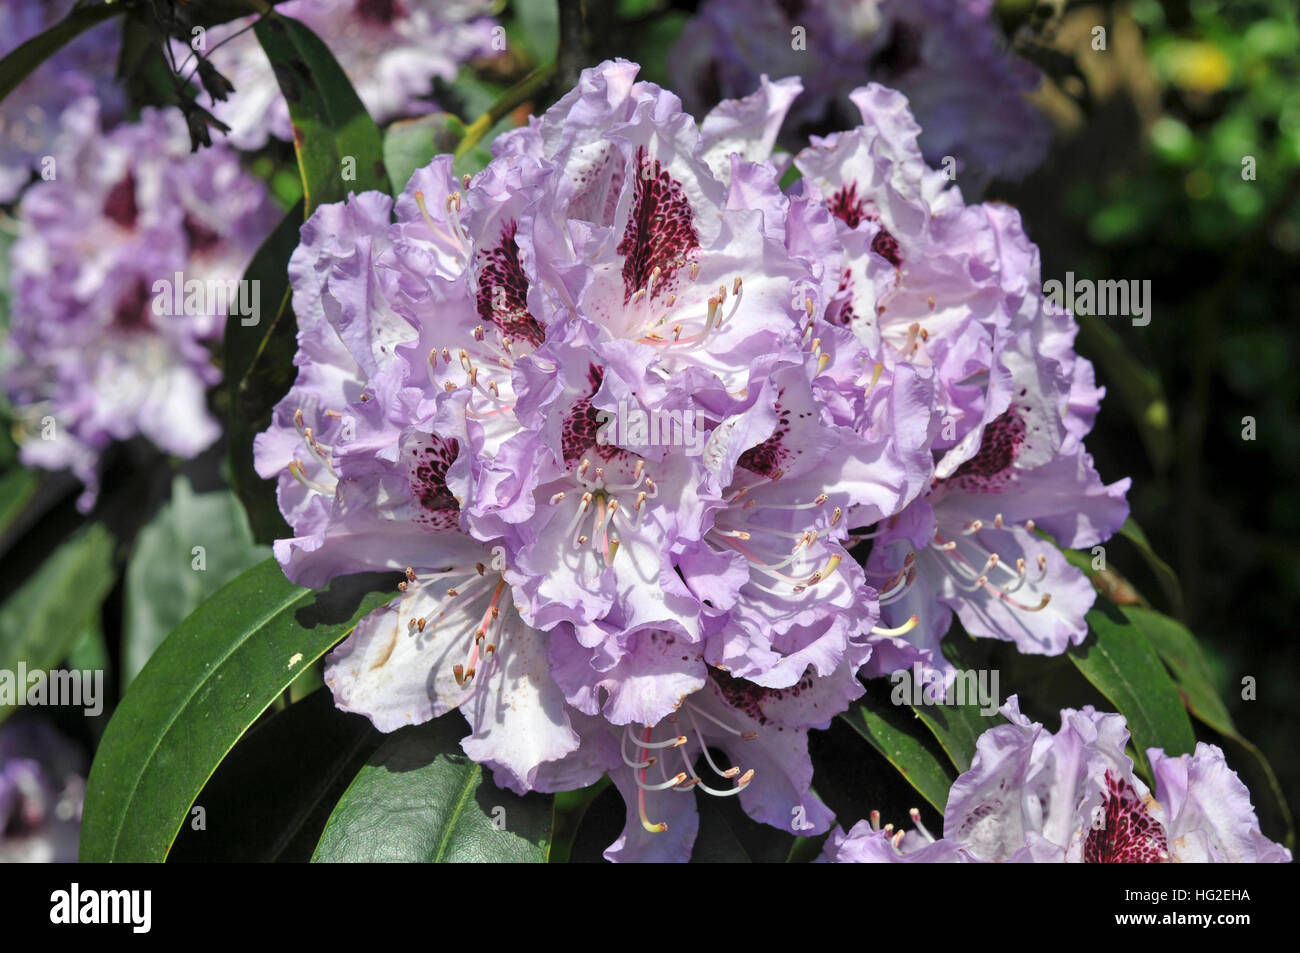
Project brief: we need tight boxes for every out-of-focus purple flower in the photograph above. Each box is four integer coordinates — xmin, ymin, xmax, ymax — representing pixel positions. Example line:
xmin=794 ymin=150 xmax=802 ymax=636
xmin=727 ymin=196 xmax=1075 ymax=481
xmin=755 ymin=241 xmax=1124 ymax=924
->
xmin=824 ymin=697 xmax=1292 ymax=863
xmin=4 ymin=105 xmax=279 ymax=509
xmin=180 ymin=0 xmax=499 ymax=150
xmin=0 ymin=0 xmax=124 ymax=202
xmin=671 ymin=0 xmax=1050 ymax=187
xmin=0 ymin=718 xmax=85 ymax=863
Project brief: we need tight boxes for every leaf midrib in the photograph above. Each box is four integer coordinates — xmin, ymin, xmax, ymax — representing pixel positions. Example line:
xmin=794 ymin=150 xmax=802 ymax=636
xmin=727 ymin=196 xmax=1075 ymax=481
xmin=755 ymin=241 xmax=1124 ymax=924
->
xmin=103 ymin=584 xmax=309 ymax=860
xmin=432 ymin=762 xmax=482 ymax=863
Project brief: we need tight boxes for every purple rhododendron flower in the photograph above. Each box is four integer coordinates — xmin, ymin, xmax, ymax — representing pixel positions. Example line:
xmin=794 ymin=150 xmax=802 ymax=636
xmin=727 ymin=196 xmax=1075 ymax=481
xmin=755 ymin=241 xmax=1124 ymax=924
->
xmin=823 ymin=697 xmax=1291 ymax=863
xmin=254 ymin=60 xmax=1130 ymax=861
xmin=180 ymin=0 xmax=499 ymax=150
xmin=671 ymin=0 xmax=1051 ymax=187
xmin=0 ymin=0 xmax=124 ymax=203
xmin=0 ymin=718 xmax=85 ymax=863
xmin=778 ymin=82 xmax=1130 ymax=677
xmin=4 ymin=106 xmax=279 ymax=509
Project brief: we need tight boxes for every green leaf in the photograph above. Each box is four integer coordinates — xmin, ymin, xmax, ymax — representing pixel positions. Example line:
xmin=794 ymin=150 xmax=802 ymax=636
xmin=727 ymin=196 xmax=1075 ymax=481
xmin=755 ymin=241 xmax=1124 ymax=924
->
xmin=0 ymin=524 xmax=115 ymax=725
xmin=79 ymin=560 xmax=397 ymax=862
xmin=548 ymin=777 xmax=608 ymax=863
xmin=910 ymin=688 xmax=1001 ymax=775
xmin=0 ymin=2 xmax=122 ymax=102
xmin=123 ymin=476 xmax=270 ymax=688
xmin=253 ymin=14 xmax=388 ymax=212
xmin=1067 ymin=602 xmax=1197 ymax=776
xmin=905 ymin=637 xmax=1006 ymax=773
xmin=312 ymin=714 xmax=552 ymax=862
xmin=0 ymin=468 xmax=40 ymax=539
xmin=382 ymin=113 xmax=492 ymax=196
xmin=1118 ymin=517 xmax=1185 ymax=615
xmin=1119 ymin=605 xmax=1232 ymax=734
xmin=224 ymin=200 xmax=302 ymax=545
xmin=839 ymin=689 xmax=955 ymax=814
xmin=169 ymin=689 xmax=380 ymax=862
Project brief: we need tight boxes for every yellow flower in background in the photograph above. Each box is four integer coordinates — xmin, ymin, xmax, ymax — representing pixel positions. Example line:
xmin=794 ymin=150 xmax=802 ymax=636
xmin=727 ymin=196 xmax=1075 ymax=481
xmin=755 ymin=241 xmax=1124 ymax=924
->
xmin=1166 ymin=40 xmax=1232 ymax=93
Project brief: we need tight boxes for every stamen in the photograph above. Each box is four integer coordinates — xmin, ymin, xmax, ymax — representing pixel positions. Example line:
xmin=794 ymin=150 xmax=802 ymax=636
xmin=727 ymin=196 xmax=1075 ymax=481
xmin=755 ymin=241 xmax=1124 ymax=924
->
xmin=287 ymin=458 xmax=334 ymax=496
xmin=862 ymin=362 xmax=884 ymax=399
xmin=872 ymin=615 xmax=921 ymax=637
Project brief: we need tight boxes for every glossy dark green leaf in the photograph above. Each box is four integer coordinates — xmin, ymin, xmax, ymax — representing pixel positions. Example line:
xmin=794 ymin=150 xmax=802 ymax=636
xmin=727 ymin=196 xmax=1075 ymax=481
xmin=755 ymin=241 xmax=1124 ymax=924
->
xmin=904 ymin=636 xmax=1006 ymax=773
xmin=1120 ymin=605 xmax=1232 ymax=734
xmin=79 ymin=560 xmax=397 ymax=862
xmin=839 ymin=690 xmax=955 ymax=814
xmin=0 ymin=2 xmax=121 ymax=102
xmin=1119 ymin=518 xmax=1185 ymax=615
xmin=909 ymin=688 xmax=1001 ymax=775
xmin=225 ymin=200 xmax=302 ymax=545
xmin=169 ymin=689 xmax=380 ymax=862
xmin=1067 ymin=602 xmax=1197 ymax=777
xmin=123 ymin=476 xmax=269 ymax=687
xmin=253 ymin=14 xmax=387 ymax=212
xmin=313 ymin=714 xmax=551 ymax=862
xmin=0 ymin=524 xmax=115 ymax=725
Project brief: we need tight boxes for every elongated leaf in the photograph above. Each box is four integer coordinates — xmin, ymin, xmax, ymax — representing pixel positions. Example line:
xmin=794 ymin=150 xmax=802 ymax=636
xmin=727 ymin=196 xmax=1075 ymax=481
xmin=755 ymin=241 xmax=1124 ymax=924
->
xmin=1119 ymin=518 xmax=1184 ymax=615
xmin=169 ymin=689 xmax=380 ymax=862
xmin=1067 ymin=602 xmax=1196 ymax=777
xmin=910 ymin=693 xmax=1001 ymax=775
xmin=0 ymin=524 xmax=115 ymax=725
xmin=224 ymin=200 xmax=302 ymax=544
xmin=79 ymin=560 xmax=397 ymax=862
xmin=1119 ymin=606 xmax=1232 ymax=734
xmin=313 ymin=714 xmax=551 ymax=862
xmin=224 ymin=201 xmax=302 ymax=406
xmin=123 ymin=476 xmax=269 ymax=687
xmin=0 ymin=3 xmax=121 ymax=102
xmin=839 ymin=690 xmax=954 ymax=814
xmin=0 ymin=468 xmax=39 ymax=539
xmin=907 ymin=637 xmax=1006 ymax=773
xmin=253 ymin=14 xmax=387 ymax=212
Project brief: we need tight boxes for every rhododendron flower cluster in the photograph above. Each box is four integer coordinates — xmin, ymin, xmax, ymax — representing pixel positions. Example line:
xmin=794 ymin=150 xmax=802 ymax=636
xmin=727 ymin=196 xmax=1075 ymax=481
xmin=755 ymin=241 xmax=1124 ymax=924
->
xmin=4 ymin=106 xmax=279 ymax=509
xmin=256 ymin=60 xmax=1129 ymax=861
xmin=671 ymin=0 xmax=1051 ymax=186
xmin=0 ymin=0 xmax=124 ymax=203
xmin=180 ymin=0 xmax=499 ymax=150
xmin=822 ymin=697 xmax=1292 ymax=863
